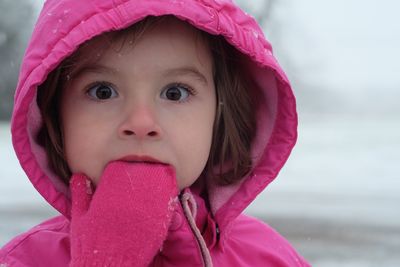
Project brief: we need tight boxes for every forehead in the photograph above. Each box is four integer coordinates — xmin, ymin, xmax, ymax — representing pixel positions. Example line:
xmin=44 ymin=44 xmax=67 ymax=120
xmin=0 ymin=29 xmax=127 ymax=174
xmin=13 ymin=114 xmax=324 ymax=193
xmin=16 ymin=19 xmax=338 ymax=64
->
xmin=67 ymin=17 xmax=212 ymax=77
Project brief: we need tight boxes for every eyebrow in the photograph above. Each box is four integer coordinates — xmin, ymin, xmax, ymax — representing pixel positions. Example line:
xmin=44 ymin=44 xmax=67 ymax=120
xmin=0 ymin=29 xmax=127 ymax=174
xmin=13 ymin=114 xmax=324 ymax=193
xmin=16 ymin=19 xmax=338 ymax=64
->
xmin=163 ymin=67 xmax=209 ymax=85
xmin=70 ymin=64 xmax=209 ymax=85
xmin=71 ymin=64 xmax=117 ymax=79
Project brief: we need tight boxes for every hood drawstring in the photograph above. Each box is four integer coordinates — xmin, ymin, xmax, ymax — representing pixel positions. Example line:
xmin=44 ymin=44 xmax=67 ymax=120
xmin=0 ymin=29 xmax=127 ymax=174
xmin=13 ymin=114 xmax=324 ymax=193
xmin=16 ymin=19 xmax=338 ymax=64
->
xmin=181 ymin=191 xmax=213 ymax=267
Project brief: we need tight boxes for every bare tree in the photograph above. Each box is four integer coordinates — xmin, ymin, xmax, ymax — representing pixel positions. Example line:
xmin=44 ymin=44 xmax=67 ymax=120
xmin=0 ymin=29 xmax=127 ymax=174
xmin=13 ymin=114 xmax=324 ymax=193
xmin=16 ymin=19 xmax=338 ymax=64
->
xmin=0 ymin=0 xmax=35 ymax=120
xmin=236 ymin=0 xmax=277 ymax=26
xmin=235 ymin=0 xmax=295 ymax=77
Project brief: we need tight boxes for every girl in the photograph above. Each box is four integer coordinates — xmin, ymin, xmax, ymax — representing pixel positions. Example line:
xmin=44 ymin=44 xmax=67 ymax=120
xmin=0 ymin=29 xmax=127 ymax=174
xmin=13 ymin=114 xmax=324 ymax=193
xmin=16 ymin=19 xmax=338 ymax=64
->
xmin=0 ymin=0 xmax=310 ymax=266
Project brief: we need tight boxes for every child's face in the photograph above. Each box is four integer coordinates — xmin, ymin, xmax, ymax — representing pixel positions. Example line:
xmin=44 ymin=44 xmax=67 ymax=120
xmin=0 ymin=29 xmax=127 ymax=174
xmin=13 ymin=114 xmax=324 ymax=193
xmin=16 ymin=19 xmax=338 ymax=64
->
xmin=60 ymin=20 xmax=216 ymax=189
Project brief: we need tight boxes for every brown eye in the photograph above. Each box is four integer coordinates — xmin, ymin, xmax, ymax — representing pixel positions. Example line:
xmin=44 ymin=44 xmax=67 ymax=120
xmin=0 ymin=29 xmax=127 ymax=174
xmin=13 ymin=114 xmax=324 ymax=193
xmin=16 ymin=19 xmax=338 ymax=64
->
xmin=161 ymin=84 xmax=191 ymax=101
xmin=87 ymin=83 xmax=118 ymax=100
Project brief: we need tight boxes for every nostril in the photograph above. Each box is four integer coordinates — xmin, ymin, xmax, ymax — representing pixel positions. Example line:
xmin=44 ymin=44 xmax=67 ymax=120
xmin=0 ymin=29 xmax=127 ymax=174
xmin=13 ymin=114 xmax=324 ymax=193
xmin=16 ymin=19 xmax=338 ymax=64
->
xmin=123 ymin=130 xmax=135 ymax=136
xmin=122 ymin=130 xmax=158 ymax=137
xmin=148 ymin=131 xmax=157 ymax=137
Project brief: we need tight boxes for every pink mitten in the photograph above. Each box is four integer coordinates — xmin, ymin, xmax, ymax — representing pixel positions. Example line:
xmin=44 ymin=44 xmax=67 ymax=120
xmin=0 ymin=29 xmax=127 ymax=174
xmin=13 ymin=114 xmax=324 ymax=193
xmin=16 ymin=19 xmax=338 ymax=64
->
xmin=69 ymin=161 xmax=178 ymax=267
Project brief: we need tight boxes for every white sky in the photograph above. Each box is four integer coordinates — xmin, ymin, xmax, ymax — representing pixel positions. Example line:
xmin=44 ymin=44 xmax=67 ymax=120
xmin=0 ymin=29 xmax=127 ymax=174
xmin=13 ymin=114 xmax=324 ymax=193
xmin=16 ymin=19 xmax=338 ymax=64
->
xmin=274 ymin=0 xmax=400 ymax=92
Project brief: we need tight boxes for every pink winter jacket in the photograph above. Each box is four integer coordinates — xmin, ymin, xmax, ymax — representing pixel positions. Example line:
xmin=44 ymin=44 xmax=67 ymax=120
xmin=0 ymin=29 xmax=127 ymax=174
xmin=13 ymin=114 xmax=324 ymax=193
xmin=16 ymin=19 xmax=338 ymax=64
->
xmin=1 ymin=0 xmax=310 ymax=266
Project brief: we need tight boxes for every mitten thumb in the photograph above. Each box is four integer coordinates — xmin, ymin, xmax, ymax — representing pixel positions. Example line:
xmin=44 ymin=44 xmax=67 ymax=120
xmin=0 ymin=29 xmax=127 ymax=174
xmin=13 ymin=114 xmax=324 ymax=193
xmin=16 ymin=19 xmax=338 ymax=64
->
xmin=70 ymin=173 xmax=93 ymax=217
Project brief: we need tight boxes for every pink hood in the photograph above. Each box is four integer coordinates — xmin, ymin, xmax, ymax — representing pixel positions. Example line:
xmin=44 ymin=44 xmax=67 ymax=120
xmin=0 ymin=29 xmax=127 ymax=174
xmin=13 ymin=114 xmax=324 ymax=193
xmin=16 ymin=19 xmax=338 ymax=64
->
xmin=8 ymin=1 xmax=301 ymax=265
xmin=12 ymin=0 xmax=296 ymax=227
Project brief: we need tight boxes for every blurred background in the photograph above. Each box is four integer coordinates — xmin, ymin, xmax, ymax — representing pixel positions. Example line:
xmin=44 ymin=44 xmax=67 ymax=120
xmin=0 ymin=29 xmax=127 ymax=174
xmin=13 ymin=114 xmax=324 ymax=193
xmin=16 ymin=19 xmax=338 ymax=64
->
xmin=1 ymin=0 xmax=399 ymax=266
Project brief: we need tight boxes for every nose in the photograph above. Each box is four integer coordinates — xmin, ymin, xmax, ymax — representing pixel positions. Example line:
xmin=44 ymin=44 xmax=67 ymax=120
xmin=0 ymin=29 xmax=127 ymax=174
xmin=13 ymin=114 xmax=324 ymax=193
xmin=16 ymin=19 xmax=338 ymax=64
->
xmin=118 ymin=103 xmax=162 ymax=140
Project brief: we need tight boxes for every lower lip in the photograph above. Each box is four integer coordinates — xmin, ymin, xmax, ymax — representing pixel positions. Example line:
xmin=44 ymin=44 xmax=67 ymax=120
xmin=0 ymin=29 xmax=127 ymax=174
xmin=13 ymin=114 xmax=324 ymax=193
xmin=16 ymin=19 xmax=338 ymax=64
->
xmin=123 ymin=160 xmax=168 ymax=166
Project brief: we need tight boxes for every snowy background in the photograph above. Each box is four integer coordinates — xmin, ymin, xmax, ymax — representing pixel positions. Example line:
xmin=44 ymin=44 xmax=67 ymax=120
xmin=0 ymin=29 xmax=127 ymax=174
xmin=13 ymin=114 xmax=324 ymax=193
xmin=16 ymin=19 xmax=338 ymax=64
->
xmin=1 ymin=0 xmax=400 ymax=266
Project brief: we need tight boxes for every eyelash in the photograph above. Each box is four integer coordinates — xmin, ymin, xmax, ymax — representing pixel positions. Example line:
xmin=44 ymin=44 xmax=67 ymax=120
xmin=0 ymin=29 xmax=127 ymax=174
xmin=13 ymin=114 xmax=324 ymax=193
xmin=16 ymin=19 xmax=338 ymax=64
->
xmin=163 ymin=82 xmax=197 ymax=103
xmin=84 ymin=81 xmax=117 ymax=101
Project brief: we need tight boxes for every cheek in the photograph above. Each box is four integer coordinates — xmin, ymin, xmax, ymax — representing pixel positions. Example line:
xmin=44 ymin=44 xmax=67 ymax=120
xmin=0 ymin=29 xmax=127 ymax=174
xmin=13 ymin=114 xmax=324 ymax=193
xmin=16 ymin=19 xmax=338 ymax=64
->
xmin=62 ymin=123 xmax=90 ymax=171
xmin=60 ymin=106 xmax=108 ymax=182
xmin=172 ymin=109 xmax=215 ymax=188
xmin=62 ymin=127 xmax=107 ymax=184
xmin=175 ymin=142 xmax=211 ymax=189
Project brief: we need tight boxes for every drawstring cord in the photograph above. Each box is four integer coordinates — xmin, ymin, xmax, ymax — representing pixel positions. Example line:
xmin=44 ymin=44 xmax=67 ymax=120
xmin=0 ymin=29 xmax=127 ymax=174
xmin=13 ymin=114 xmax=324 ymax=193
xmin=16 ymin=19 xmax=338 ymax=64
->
xmin=181 ymin=192 xmax=213 ymax=267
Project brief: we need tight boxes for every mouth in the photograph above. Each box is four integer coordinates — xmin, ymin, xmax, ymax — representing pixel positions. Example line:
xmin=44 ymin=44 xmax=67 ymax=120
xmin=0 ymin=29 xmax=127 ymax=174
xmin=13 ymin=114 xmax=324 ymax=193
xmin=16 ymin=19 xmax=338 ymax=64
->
xmin=117 ymin=155 xmax=168 ymax=166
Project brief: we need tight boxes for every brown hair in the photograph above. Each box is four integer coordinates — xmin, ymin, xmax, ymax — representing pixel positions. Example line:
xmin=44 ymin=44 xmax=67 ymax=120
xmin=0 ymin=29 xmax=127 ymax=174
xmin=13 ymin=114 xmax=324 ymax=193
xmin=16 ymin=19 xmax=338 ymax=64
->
xmin=37 ymin=16 xmax=256 ymax=186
